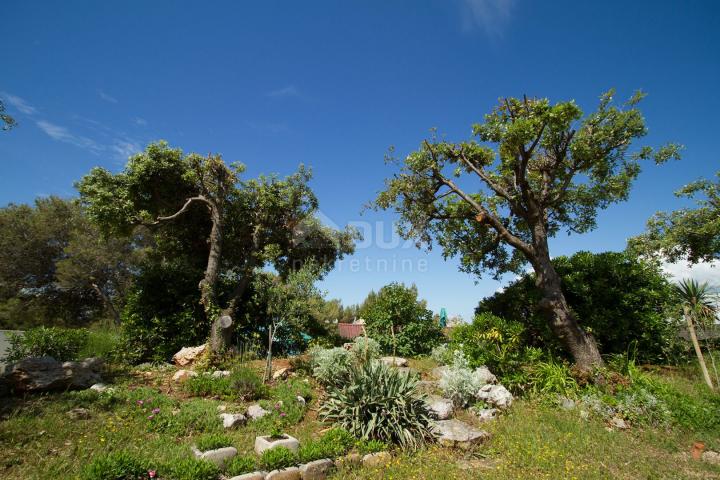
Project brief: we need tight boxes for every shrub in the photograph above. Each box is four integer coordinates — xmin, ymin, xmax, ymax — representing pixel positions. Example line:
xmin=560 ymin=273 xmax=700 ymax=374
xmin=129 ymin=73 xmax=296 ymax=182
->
xmin=362 ymin=283 xmax=444 ymax=356
xmin=224 ymin=456 xmax=257 ymax=476
xmin=308 ymin=346 xmax=354 ymax=387
xmin=260 ymin=446 xmax=298 ymax=471
xmin=165 ymin=458 xmax=219 ymax=480
xmin=350 ymin=336 xmax=381 ymax=362
xmin=184 ymin=373 xmax=230 ymax=397
xmin=194 ymin=433 xmax=233 ymax=452
xmin=229 ymin=366 xmax=266 ymax=400
xmin=298 ymin=428 xmax=356 ymax=462
xmin=298 ymin=441 xmax=333 ymax=463
xmin=430 ymin=343 xmax=452 ymax=365
xmin=320 ymin=360 xmax=434 ymax=450
xmin=528 ymin=359 xmax=579 ymax=397
xmin=3 ymin=326 xmax=89 ymax=363
xmin=356 ymin=439 xmax=390 ymax=455
xmin=320 ymin=427 xmax=355 ymax=454
xmin=438 ymin=350 xmax=487 ymax=407
xmin=81 ymin=451 xmax=150 ymax=480
xmin=79 ymin=329 xmax=123 ymax=360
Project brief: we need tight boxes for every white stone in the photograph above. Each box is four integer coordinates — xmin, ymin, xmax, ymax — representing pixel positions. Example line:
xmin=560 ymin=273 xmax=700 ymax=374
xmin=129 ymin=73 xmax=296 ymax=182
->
xmin=228 ymin=472 xmax=267 ymax=480
xmin=172 ymin=369 xmax=198 ymax=382
xmin=296 ymin=395 xmax=306 ymax=406
xmin=380 ymin=356 xmax=408 ymax=367
xmin=195 ymin=446 xmax=237 ymax=467
xmin=220 ymin=413 xmax=247 ymax=429
xmin=247 ymin=404 xmax=269 ymax=420
xmin=474 ymin=408 xmax=499 ymax=422
xmin=476 ymin=384 xmax=513 ymax=409
xmin=472 ymin=366 xmax=497 ymax=385
xmin=299 ymin=458 xmax=334 ymax=479
xmin=266 ymin=467 xmax=301 ymax=480
xmin=211 ymin=370 xmax=230 ymax=378
xmin=426 ymin=395 xmax=454 ymax=420
xmin=433 ymin=419 xmax=491 ymax=448
xmin=254 ymin=434 xmax=300 ymax=455
xmin=273 ymin=367 xmax=290 ymax=380
xmin=90 ymin=383 xmax=108 ymax=392
xmin=362 ymin=452 xmax=392 ymax=468
xmin=172 ymin=344 xmax=207 ymax=366
xmin=609 ymin=416 xmax=628 ymax=429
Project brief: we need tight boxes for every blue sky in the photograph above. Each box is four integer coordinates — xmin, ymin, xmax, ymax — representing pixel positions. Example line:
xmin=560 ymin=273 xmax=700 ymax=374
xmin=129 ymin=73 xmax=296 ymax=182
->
xmin=1 ymin=0 xmax=719 ymax=321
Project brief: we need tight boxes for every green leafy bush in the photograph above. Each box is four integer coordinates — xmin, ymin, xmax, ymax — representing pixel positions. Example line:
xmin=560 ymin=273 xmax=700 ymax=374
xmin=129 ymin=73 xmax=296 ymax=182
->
xmin=308 ymin=346 xmax=354 ymax=387
xmin=165 ymin=458 xmax=219 ymax=480
xmin=528 ymin=359 xmax=579 ymax=397
xmin=356 ymin=439 xmax=390 ymax=455
xmin=194 ymin=433 xmax=233 ymax=451
xmin=224 ymin=456 xmax=257 ymax=476
xmin=298 ymin=441 xmax=333 ymax=463
xmin=320 ymin=360 xmax=434 ymax=450
xmin=79 ymin=329 xmax=123 ymax=360
xmin=3 ymin=326 xmax=89 ymax=363
xmin=229 ymin=366 xmax=266 ymax=400
xmin=362 ymin=283 xmax=443 ymax=356
xmin=260 ymin=446 xmax=298 ymax=471
xmin=350 ymin=336 xmax=381 ymax=362
xmin=183 ymin=374 xmax=230 ymax=397
xmin=81 ymin=451 xmax=151 ymax=480
xmin=298 ymin=428 xmax=356 ymax=462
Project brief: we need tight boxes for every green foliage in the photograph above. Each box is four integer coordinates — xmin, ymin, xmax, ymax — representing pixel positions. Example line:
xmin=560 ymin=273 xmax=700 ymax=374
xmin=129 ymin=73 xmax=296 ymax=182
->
xmin=194 ymin=433 xmax=233 ymax=452
xmin=224 ymin=456 xmax=257 ymax=477
xmin=165 ymin=458 xmax=219 ymax=480
xmin=629 ymin=170 xmax=720 ymax=264
xmin=3 ymin=326 xmax=89 ymax=363
xmin=355 ymin=439 xmax=390 ymax=455
xmin=81 ymin=451 xmax=150 ymax=480
xmin=308 ymin=346 xmax=354 ymax=387
xmin=362 ymin=283 xmax=443 ymax=356
xmin=298 ymin=441 xmax=333 ymax=463
xmin=320 ymin=360 xmax=434 ymax=450
xmin=528 ymin=359 xmax=579 ymax=398
xmin=260 ymin=446 xmax=298 ymax=471
xmin=183 ymin=366 xmax=266 ymax=401
xmin=298 ymin=428 xmax=359 ymax=462
xmin=349 ymin=336 xmax=381 ymax=362
xmin=477 ymin=251 xmax=679 ymax=363
xmin=79 ymin=329 xmax=123 ymax=360
xmin=0 ymin=99 xmax=17 ymax=131
xmin=430 ymin=343 xmax=453 ymax=365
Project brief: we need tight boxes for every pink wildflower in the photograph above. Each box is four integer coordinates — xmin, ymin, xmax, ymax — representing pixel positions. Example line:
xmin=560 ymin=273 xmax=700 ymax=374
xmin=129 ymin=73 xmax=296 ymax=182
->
xmin=148 ymin=470 xmax=157 ymax=478
xmin=152 ymin=408 xmax=160 ymax=414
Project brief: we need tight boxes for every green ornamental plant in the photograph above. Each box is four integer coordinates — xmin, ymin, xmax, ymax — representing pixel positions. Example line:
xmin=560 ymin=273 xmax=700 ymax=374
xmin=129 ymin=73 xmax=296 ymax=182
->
xmin=260 ymin=446 xmax=298 ymax=471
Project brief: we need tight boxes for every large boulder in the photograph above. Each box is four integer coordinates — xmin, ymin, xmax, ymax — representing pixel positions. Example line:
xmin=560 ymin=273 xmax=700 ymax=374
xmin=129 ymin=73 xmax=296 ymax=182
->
xmin=1 ymin=356 xmax=103 ymax=393
xmin=380 ymin=356 xmax=408 ymax=367
xmin=432 ymin=419 xmax=491 ymax=449
xmin=476 ymin=384 xmax=513 ymax=409
xmin=425 ymin=395 xmax=454 ymax=420
xmin=472 ymin=366 xmax=497 ymax=385
xmin=172 ymin=344 xmax=207 ymax=366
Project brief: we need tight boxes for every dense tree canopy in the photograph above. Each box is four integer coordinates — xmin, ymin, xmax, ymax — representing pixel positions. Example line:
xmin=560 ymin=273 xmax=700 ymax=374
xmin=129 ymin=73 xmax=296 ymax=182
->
xmin=477 ymin=251 xmax=679 ymax=363
xmin=374 ymin=91 xmax=680 ymax=369
xmin=78 ymin=141 xmax=357 ymax=356
xmin=628 ymin=171 xmax=720 ymax=264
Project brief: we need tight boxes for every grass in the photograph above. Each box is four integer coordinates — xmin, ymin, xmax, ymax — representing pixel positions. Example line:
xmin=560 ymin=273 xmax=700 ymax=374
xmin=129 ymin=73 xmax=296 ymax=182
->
xmin=0 ymin=359 xmax=719 ymax=479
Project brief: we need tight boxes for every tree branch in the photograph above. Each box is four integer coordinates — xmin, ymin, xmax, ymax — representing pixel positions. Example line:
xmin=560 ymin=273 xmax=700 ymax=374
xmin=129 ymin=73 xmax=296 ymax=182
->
xmin=151 ymin=196 xmax=211 ymax=224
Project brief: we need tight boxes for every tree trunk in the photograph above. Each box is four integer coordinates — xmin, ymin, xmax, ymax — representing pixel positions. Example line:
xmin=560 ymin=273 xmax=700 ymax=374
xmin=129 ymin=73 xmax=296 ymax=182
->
xmin=531 ymin=235 xmax=602 ymax=371
xmin=684 ymin=306 xmax=714 ymax=390
xmin=91 ymin=282 xmax=121 ymax=327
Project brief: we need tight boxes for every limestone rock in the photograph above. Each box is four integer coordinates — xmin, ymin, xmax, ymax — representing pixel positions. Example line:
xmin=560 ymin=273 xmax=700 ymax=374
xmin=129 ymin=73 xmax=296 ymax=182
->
xmin=609 ymin=416 xmax=628 ymax=429
xmin=193 ymin=446 xmax=237 ymax=467
xmin=273 ymin=367 xmax=290 ymax=380
xmin=228 ymin=472 xmax=267 ymax=480
xmin=172 ymin=369 xmax=198 ymax=382
xmin=476 ymin=384 xmax=513 ymax=409
xmin=334 ymin=452 xmax=362 ymax=469
xmin=472 ymin=366 xmax=497 ymax=385
xmin=299 ymin=458 xmax=334 ymax=479
xmin=172 ymin=344 xmax=206 ymax=367
xmin=362 ymin=452 xmax=392 ymax=468
xmin=1 ymin=356 xmax=103 ymax=393
xmin=90 ymin=383 xmax=108 ymax=392
xmin=255 ymin=434 xmax=300 ymax=454
xmin=296 ymin=395 xmax=306 ymax=406
xmin=703 ymin=451 xmax=720 ymax=465
xmin=426 ymin=395 xmax=454 ymax=420
xmin=66 ymin=407 xmax=91 ymax=420
xmin=247 ymin=404 xmax=269 ymax=420
xmin=474 ymin=408 xmax=499 ymax=422
xmin=266 ymin=467 xmax=301 ymax=480
xmin=380 ymin=356 xmax=408 ymax=367
xmin=220 ymin=413 xmax=247 ymax=429
xmin=431 ymin=366 xmax=449 ymax=380
xmin=433 ymin=419 xmax=491 ymax=449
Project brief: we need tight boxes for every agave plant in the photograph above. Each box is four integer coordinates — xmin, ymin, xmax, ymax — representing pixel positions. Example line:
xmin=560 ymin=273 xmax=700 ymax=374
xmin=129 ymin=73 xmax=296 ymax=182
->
xmin=675 ymin=278 xmax=718 ymax=389
xmin=319 ymin=360 xmax=435 ymax=450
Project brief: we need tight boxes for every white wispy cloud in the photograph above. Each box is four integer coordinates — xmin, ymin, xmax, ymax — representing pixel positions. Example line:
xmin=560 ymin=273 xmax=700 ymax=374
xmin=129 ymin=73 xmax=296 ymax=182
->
xmin=1 ymin=92 xmax=37 ymax=115
xmin=36 ymin=120 xmax=103 ymax=153
xmin=266 ymin=85 xmax=300 ymax=99
xmin=461 ymin=0 xmax=516 ymax=36
xmin=134 ymin=117 xmax=148 ymax=126
xmin=110 ymin=139 xmax=141 ymax=159
xmin=662 ymin=259 xmax=720 ymax=286
xmin=98 ymin=90 xmax=119 ymax=104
